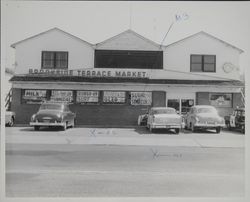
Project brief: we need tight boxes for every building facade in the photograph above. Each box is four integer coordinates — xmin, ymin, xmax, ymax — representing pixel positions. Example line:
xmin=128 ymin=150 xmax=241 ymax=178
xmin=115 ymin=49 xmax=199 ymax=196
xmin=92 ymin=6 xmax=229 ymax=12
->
xmin=10 ymin=28 xmax=244 ymax=126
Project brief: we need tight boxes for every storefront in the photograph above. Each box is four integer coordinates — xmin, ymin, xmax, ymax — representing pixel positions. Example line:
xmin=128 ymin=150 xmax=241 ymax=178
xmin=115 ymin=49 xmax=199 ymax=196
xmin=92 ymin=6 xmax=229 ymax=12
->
xmin=9 ymin=28 xmax=244 ymax=126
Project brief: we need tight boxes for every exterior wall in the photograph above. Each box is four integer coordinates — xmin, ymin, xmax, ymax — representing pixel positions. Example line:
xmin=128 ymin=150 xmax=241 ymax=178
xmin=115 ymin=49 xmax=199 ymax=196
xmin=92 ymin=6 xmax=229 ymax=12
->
xmin=164 ymin=33 xmax=241 ymax=80
xmin=14 ymin=30 xmax=94 ymax=75
xmin=11 ymin=82 xmax=243 ymax=126
xmin=196 ymin=92 xmax=244 ymax=117
xmin=96 ymin=31 xmax=159 ymax=51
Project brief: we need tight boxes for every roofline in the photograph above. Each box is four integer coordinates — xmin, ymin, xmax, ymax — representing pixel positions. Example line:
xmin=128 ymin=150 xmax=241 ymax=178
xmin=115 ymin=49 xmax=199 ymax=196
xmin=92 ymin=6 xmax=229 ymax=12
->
xmin=95 ymin=29 xmax=162 ymax=50
xmin=164 ymin=31 xmax=244 ymax=53
xmin=11 ymin=27 xmax=94 ymax=48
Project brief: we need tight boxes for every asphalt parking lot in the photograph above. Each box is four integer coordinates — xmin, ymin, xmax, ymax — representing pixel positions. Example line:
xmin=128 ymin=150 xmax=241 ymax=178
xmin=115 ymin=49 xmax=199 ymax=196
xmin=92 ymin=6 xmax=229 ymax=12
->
xmin=5 ymin=126 xmax=245 ymax=197
xmin=5 ymin=126 xmax=245 ymax=148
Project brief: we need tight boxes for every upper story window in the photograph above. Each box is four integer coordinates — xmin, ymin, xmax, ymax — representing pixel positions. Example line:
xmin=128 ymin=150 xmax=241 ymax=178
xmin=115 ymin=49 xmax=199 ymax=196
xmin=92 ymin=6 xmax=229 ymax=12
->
xmin=95 ymin=50 xmax=163 ymax=69
xmin=190 ymin=54 xmax=216 ymax=72
xmin=42 ymin=51 xmax=68 ymax=69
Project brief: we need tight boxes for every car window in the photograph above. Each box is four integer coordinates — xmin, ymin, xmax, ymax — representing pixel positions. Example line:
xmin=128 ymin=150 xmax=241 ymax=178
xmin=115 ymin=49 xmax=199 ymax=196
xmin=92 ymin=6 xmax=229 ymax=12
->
xmin=197 ymin=108 xmax=217 ymax=113
xmin=40 ymin=104 xmax=62 ymax=110
xmin=151 ymin=108 xmax=176 ymax=114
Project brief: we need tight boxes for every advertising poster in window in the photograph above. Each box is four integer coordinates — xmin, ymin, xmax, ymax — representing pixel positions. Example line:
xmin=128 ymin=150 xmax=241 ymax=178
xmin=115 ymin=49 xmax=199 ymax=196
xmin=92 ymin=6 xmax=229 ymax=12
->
xmin=103 ymin=91 xmax=126 ymax=103
xmin=209 ymin=93 xmax=232 ymax=107
xmin=22 ymin=90 xmax=47 ymax=104
xmin=76 ymin=91 xmax=99 ymax=104
xmin=51 ymin=90 xmax=73 ymax=103
xmin=130 ymin=92 xmax=152 ymax=105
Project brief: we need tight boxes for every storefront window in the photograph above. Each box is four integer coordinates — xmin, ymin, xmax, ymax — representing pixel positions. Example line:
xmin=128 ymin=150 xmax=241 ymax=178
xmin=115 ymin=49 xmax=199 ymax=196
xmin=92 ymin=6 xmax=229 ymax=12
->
xmin=167 ymin=99 xmax=180 ymax=113
xmin=130 ymin=92 xmax=152 ymax=105
xmin=209 ymin=93 xmax=232 ymax=107
xmin=50 ymin=90 xmax=73 ymax=103
xmin=181 ymin=99 xmax=194 ymax=114
xmin=103 ymin=91 xmax=126 ymax=104
xmin=22 ymin=89 xmax=47 ymax=104
xmin=76 ymin=91 xmax=99 ymax=104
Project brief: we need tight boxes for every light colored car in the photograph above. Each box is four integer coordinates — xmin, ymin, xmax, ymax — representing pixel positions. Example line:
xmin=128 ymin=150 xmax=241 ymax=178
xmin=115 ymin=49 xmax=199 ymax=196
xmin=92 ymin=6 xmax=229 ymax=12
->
xmin=146 ymin=107 xmax=182 ymax=134
xmin=30 ymin=101 xmax=76 ymax=131
xmin=5 ymin=111 xmax=15 ymax=127
xmin=185 ymin=105 xmax=225 ymax=133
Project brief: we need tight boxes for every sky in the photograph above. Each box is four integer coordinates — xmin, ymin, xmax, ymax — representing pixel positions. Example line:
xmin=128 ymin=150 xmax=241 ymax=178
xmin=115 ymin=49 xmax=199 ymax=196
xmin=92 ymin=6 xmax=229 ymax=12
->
xmin=1 ymin=0 xmax=250 ymax=75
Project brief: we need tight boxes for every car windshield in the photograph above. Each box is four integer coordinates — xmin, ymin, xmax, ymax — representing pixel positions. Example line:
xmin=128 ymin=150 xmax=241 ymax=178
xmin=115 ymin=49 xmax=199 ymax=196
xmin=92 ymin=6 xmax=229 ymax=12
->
xmin=197 ymin=108 xmax=217 ymax=113
xmin=152 ymin=108 xmax=176 ymax=114
xmin=40 ymin=104 xmax=62 ymax=110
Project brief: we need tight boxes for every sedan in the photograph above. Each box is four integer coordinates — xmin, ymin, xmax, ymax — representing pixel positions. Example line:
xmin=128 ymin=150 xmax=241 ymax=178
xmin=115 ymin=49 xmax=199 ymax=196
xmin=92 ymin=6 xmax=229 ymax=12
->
xmin=185 ymin=105 xmax=225 ymax=133
xmin=30 ymin=101 xmax=76 ymax=131
xmin=146 ymin=107 xmax=182 ymax=134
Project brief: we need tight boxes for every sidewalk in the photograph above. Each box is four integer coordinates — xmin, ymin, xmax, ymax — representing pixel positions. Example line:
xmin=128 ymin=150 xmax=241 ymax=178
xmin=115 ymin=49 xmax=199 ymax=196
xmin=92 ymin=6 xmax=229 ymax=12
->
xmin=5 ymin=127 xmax=245 ymax=148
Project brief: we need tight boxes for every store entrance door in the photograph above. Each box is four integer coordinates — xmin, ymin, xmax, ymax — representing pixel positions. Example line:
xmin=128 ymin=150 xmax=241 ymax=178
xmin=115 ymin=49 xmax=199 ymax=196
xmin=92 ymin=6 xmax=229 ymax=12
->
xmin=152 ymin=91 xmax=166 ymax=107
xmin=167 ymin=98 xmax=194 ymax=114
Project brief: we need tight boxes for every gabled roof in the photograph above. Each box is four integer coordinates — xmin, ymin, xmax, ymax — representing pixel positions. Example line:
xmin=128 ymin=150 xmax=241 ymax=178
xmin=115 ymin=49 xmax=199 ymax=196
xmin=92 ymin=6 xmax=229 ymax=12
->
xmin=11 ymin=27 xmax=93 ymax=48
xmin=164 ymin=31 xmax=244 ymax=53
xmin=95 ymin=29 xmax=161 ymax=49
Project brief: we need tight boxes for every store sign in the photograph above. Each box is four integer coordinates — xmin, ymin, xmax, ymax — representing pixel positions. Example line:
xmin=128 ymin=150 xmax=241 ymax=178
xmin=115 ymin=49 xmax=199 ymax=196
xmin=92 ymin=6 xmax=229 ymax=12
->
xmin=77 ymin=91 xmax=99 ymax=104
xmin=22 ymin=90 xmax=47 ymax=104
xmin=103 ymin=91 xmax=126 ymax=103
xmin=130 ymin=92 xmax=152 ymax=105
xmin=209 ymin=93 xmax=232 ymax=107
xmin=28 ymin=68 xmax=148 ymax=78
xmin=51 ymin=90 xmax=73 ymax=103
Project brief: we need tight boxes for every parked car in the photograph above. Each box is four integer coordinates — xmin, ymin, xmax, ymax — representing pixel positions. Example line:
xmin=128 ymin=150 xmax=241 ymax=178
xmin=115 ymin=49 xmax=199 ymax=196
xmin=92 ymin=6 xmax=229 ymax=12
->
xmin=224 ymin=107 xmax=245 ymax=133
xmin=145 ymin=107 xmax=182 ymax=134
xmin=185 ymin=105 xmax=225 ymax=133
xmin=5 ymin=111 xmax=15 ymax=127
xmin=30 ymin=101 xmax=76 ymax=131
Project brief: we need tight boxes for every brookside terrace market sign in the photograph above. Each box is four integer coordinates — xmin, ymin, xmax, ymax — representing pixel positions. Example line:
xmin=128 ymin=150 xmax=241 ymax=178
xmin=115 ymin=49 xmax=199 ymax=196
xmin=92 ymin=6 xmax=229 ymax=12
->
xmin=28 ymin=68 xmax=149 ymax=78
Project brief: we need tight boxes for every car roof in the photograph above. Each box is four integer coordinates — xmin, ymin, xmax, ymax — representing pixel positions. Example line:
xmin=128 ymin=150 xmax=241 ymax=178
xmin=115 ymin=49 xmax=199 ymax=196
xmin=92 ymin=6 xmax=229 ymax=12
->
xmin=192 ymin=105 xmax=215 ymax=109
xmin=150 ymin=107 xmax=175 ymax=110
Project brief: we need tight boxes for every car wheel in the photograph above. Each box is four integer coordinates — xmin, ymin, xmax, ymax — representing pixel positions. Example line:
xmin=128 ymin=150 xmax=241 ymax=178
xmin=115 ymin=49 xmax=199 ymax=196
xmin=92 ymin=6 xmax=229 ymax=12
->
xmin=241 ymin=125 xmax=245 ymax=134
xmin=62 ymin=122 xmax=67 ymax=131
xmin=216 ymin=127 xmax=221 ymax=133
xmin=191 ymin=123 xmax=196 ymax=133
xmin=34 ymin=126 xmax=40 ymax=131
xmin=175 ymin=128 xmax=180 ymax=134
xmin=149 ymin=125 xmax=154 ymax=133
xmin=8 ymin=117 xmax=14 ymax=127
xmin=71 ymin=119 xmax=75 ymax=128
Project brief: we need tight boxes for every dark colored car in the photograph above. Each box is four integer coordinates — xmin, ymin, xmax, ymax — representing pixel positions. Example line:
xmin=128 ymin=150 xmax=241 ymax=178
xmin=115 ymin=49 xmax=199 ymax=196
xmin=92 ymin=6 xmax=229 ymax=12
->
xmin=30 ymin=101 xmax=76 ymax=131
xmin=224 ymin=108 xmax=245 ymax=133
xmin=185 ymin=105 xmax=225 ymax=133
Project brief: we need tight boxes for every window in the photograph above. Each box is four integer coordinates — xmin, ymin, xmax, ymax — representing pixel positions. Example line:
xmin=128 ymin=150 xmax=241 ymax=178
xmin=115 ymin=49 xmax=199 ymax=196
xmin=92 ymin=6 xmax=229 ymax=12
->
xmin=22 ymin=89 xmax=47 ymax=104
xmin=50 ymin=90 xmax=73 ymax=103
xmin=190 ymin=55 xmax=216 ymax=72
xmin=76 ymin=91 xmax=99 ymax=104
xmin=103 ymin=91 xmax=126 ymax=104
xmin=209 ymin=93 xmax=232 ymax=107
xmin=130 ymin=92 xmax=152 ymax=105
xmin=42 ymin=51 xmax=68 ymax=69
xmin=95 ymin=50 xmax=163 ymax=69
xmin=181 ymin=99 xmax=194 ymax=114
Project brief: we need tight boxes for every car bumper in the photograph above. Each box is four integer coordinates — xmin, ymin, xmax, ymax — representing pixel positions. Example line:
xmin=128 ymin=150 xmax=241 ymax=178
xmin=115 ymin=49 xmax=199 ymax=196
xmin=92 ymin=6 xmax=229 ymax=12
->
xmin=194 ymin=123 xmax=225 ymax=128
xmin=30 ymin=122 xmax=65 ymax=127
xmin=151 ymin=123 xmax=181 ymax=129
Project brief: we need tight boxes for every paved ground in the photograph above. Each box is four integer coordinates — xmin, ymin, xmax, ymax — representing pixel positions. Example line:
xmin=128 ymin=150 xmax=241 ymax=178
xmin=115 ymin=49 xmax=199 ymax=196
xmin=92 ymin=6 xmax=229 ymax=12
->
xmin=5 ymin=127 xmax=245 ymax=147
xmin=5 ymin=127 xmax=245 ymax=197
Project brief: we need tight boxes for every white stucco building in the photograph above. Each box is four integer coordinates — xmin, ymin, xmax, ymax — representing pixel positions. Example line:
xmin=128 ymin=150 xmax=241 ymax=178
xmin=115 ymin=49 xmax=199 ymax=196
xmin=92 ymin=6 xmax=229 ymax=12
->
xmin=9 ymin=28 xmax=244 ymax=126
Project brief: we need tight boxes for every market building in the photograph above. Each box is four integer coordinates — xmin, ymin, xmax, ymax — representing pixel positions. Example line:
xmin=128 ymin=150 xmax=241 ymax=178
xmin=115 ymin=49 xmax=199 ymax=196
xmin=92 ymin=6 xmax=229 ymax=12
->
xmin=9 ymin=28 xmax=244 ymax=126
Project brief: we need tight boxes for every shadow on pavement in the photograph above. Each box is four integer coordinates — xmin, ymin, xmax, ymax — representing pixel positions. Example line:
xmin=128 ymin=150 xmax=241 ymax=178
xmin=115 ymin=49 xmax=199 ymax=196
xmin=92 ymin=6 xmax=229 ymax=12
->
xmin=19 ymin=127 xmax=66 ymax=132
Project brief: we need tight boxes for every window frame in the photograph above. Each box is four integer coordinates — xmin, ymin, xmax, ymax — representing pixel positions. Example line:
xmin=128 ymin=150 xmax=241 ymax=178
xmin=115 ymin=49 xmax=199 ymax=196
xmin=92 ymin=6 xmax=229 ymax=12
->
xmin=41 ymin=51 xmax=68 ymax=69
xmin=190 ymin=54 xmax=216 ymax=73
